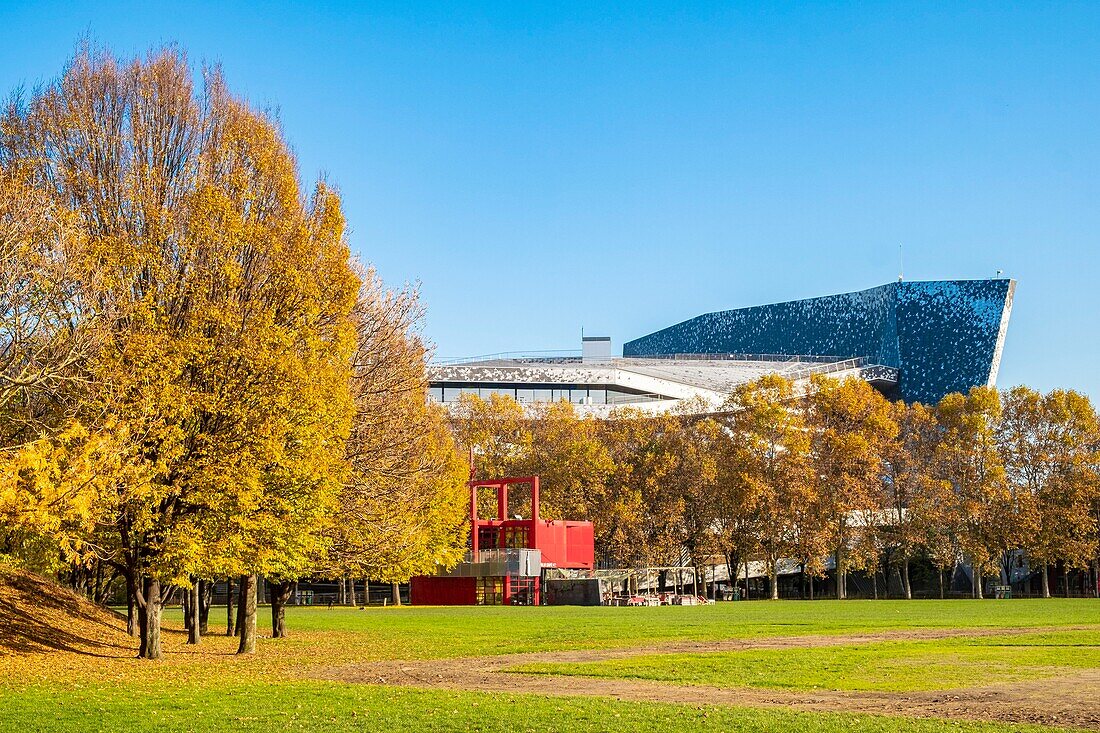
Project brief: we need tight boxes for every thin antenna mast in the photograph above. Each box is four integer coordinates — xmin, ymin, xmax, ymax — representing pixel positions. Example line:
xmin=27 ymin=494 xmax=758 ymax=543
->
xmin=898 ymin=244 xmax=905 ymax=282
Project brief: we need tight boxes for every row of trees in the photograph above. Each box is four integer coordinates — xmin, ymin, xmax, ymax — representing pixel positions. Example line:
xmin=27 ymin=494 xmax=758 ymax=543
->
xmin=451 ymin=376 xmax=1100 ymax=600
xmin=0 ymin=47 xmax=469 ymax=658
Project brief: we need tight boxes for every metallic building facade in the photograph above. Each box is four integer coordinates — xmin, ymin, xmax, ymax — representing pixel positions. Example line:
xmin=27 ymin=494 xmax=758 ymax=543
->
xmin=622 ymin=279 xmax=1015 ymax=404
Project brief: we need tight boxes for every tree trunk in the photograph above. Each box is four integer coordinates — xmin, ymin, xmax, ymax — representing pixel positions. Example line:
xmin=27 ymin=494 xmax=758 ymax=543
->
xmin=136 ymin=588 xmax=148 ymax=657
xmin=1000 ymin=551 xmax=1013 ymax=592
xmin=871 ymin=569 xmax=879 ymax=600
xmin=391 ymin=581 xmax=401 ymax=606
xmin=768 ymin=559 xmax=779 ymax=600
xmin=725 ymin=553 xmax=741 ymax=601
xmin=198 ymin=580 xmax=211 ymax=634
xmin=237 ymin=574 xmax=257 ymax=655
xmin=139 ymin=576 xmax=162 ymax=660
xmin=126 ymin=572 xmax=138 ymax=637
xmin=187 ymin=578 xmax=200 ymax=644
xmin=236 ymin=576 xmax=247 ymax=636
xmin=1041 ymin=564 xmax=1050 ymax=598
xmin=1063 ymin=565 xmax=1070 ymax=598
xmin=902 ymin=558 xmax=912 ymax=600
xmin=226 ymin=577 xmax=236 ymax=636
xmin=835 ymin=550 xmax=845 ymax=600
xmin=973 ymin=567 xmax=983 ymax=599
xmin=270 ymin=580 xmax=292 ymax=638
xmin=182 ymin=584 xmax=191 ymax=633
xmin=808 ymin=572 xmax=814 ymax=600
xmin=939 ymin=567 xmax=945 ymax=599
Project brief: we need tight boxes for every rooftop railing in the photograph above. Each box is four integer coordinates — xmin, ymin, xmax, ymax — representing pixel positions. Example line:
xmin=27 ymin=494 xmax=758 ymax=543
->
xmin=433 ymin=351 xmax=866 ymax=367
xmin=626 ymin=352 xmax=867 ymax=364
xmin=434 ymin=548 xmax=543 ymax=578
xmin=433 ymin=350 xmax=581 ymax=365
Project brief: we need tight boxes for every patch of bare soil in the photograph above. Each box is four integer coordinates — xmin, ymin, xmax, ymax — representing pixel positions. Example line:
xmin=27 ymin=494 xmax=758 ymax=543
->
xmin=315 ymin=627 xmax=1100 ymax=730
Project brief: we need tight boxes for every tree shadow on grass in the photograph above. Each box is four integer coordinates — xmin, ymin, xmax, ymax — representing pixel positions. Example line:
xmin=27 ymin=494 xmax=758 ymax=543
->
xmin=0 ymin=571 xmax=135 ymax=657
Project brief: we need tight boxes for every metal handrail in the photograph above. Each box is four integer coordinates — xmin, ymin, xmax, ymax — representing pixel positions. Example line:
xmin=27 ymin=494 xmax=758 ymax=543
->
xmin=436 ymin=351 xmax=872 ymax=366
xmin=434 ymin=350 xmax=581 ymax=365
xmin=627 ymin=352 xmax=867 ymax=364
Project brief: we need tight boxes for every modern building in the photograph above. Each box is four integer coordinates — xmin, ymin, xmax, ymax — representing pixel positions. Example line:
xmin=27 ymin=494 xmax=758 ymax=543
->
xmin=410 ymin=476 xmax=594 ymax=606
xmin=428 ymin=278 xmax=1015 ymax=412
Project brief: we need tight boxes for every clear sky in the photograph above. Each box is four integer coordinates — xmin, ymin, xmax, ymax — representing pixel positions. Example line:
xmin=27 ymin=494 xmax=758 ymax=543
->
xmin=2 ymin=2 xmax=1098 ymax=396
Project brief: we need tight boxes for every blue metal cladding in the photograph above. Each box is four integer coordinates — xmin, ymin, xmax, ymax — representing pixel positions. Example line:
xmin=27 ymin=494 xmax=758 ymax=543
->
xmin=622 ymin=279 xmax=1015 ymax=404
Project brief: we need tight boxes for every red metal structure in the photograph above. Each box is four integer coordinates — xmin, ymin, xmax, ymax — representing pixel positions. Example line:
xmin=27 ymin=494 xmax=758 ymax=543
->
xmin=410 ymin=476 xmax=594 ymax=605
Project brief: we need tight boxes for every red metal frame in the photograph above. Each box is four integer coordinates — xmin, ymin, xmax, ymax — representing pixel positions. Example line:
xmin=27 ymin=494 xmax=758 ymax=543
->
xmin=411 ymin=475 xmax=595 ymax=606
xmin=469 ymin=476 xmax=593 ymax=572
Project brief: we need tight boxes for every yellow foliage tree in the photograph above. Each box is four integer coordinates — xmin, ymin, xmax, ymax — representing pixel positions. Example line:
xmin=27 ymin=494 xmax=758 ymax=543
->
xmin=935 ymin=387 xmax=1010 ymax=599
xmin=999 ymin=386 xmax=1100 ymax=597
xmin=3 ymin=46 xmax=361 ymax=658
xmin=724 ymin=375 xmax=814 ymax=599
xmin=806 ymin=375 xmax=898 ymax=599
xmin=321 ymin=273 xmax=469 ymax=605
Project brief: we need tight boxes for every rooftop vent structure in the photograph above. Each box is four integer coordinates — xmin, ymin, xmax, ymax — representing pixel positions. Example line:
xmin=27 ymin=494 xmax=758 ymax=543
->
xmin=581 ymin=336 xmax=612 ymax=364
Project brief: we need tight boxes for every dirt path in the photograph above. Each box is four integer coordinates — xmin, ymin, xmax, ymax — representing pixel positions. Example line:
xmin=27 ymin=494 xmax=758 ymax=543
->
xmin=315 ymin=626 xmax=1100 ymax=730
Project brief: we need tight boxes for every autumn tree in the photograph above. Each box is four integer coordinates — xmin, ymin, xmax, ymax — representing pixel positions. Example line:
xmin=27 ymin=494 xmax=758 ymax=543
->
xmin=596 ymin=409 xmax=692 ymax=571
xmin=881 ymin=401 xmax=945 ymax=599
xmin=664 ymin=411 xmax=724 ymax=596
xmin=723 ymin=375 xmax=813 ymax=599
xmin=214 ymin=183 xmax=360 ymax=651
xmin=1 ymin=46 xmax=365 ymax=658
xmin=999 ymin=386 xmax=1100 ymax=597
xmin=806 ymin=376 xmax=897 ymax=599
xmin=449 ymin=393 xmax=532 ymax=484
xmin=448 ymin=393 xmax=614 ymax=523
xmin=319 ymin=273 xmax=468 ymax=615
xmin=710 ymin=416 xmax=763 ymax=598
xmin=0 ymin=157 xmax=104 ymax=571
xmin=935 ymin=387 xmax=1010 ymax=599
xmin=517 ymin=400 xmax=613 ymax=521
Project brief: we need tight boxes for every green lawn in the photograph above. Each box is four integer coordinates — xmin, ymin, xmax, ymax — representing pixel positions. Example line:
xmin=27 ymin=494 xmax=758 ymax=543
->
xmin=4 ymin=599 xmax=1097 ymax=732
xmin=510 ymin=629 xmax=1100 ymax=692
xmin=162 ymin=598 xmax=1100 ymax=662
xmin=0 ymin=681 xmax=1074 ymax=733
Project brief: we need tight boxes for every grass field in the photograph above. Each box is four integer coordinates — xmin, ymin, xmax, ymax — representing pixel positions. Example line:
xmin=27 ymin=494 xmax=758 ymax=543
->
xmin=2 ymin=585 xmax=1098 ymax=732
xmin=0 ymin=682 xmax=1075 ymax=733
xmin=511 ymin=629 xmax=1100 ymax=692
xmin=164 ymin=598 xmax=1100 ymax=661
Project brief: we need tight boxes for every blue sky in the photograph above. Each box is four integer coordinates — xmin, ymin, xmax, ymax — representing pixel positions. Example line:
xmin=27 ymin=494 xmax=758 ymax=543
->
xmin=2 ymin=2 xmax=1098 ymax=396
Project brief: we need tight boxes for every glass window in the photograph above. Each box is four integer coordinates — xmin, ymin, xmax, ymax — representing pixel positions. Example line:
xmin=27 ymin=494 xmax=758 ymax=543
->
xmin=587 ymin=389 xmax=606 ymax=405
xmin=477 ymin=578 xmax=504 ymax=606
xmin=570 ymin=389 xmax=588 ymax=404
xmin=516 ymin=388 xmax=534 ymax=404
xmin=552 ymin=388 xmax=569 ymax=403
xmin=428 ymin=386 xmax=443 ymax=403
xmin=533 ymin=388 xmax=552 ymax=402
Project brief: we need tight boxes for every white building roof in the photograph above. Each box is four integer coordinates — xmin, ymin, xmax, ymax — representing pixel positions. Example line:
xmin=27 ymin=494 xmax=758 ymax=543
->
xmin=428 ymin=355 xmax=898 ymax=416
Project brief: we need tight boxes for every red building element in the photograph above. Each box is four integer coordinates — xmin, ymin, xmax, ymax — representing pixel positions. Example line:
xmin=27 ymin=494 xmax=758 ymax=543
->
xmin=410 ymin=476 xmax=594 ymax=606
